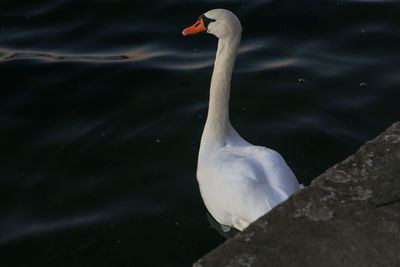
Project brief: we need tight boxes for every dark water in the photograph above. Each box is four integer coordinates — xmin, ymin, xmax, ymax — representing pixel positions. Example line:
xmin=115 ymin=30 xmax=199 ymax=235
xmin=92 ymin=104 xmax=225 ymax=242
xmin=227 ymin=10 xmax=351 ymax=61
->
xmin=1 ymin=0 xmax=399 ymax=266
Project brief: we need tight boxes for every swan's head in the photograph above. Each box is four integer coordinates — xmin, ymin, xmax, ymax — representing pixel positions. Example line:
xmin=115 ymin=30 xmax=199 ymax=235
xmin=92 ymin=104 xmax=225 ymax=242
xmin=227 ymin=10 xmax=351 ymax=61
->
xmin=182 ymin=9 xmax=242 ymax=39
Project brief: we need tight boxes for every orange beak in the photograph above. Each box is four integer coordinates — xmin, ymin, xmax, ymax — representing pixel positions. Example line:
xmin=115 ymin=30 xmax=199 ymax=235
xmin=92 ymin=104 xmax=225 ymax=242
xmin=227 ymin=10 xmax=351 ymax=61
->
xmin=182 ymin=18 xmax=207 ymax=36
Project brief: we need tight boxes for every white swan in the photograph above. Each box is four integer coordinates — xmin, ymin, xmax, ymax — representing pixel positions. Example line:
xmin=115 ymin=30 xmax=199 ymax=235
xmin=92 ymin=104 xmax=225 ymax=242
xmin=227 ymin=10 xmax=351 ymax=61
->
xmin=182 ymin=9 xmax=302 ymax=232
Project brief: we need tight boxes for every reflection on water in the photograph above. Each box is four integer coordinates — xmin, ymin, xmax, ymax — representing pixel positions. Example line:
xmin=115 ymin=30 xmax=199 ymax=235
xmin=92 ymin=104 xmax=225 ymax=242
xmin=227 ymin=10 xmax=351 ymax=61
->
xmin=1 ymin=0 xmax=400 ymax=265
xmin=1 ymin=211 xmax=109 ymax=244
xmin=259 ymin=58 xmax=297 ymax=69
xmin=0 ymin=47 xmax=166 ymax=62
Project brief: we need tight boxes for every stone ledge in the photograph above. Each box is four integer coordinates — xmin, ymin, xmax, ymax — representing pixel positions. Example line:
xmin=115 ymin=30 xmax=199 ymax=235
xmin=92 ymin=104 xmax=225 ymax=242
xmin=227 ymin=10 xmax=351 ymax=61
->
xmin=194 ymin=121 xmax=400 ymax=267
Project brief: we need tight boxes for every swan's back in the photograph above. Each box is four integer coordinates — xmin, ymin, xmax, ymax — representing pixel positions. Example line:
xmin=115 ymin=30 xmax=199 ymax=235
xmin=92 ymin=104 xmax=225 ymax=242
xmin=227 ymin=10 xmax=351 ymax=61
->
xmin=197 ymin=145 xmax=301 ymax=231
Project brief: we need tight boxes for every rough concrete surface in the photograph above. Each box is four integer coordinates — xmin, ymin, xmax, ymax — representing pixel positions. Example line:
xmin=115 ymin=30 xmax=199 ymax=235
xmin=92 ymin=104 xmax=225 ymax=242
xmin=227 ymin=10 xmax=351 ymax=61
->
xmin=194 ymin=122 xmax=400 ymax=267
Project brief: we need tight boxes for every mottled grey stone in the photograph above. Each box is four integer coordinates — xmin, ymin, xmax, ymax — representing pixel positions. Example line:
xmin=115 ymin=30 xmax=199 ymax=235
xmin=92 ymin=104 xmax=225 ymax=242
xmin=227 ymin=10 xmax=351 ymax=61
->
xmin=194 ymin=122 xmax=400 ymax=267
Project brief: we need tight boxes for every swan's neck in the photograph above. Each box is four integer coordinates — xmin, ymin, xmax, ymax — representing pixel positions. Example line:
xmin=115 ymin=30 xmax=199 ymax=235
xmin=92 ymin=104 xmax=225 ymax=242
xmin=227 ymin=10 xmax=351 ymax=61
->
xmin=200 ymin=33 xmax=242 ymax=150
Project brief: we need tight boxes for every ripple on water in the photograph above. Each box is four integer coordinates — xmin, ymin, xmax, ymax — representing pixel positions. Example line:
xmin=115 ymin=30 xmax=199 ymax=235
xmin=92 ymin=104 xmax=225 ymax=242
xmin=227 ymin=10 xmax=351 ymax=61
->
xmin=0 ymin=212 xmax=108 ymax=244
xmin=0 ymin=46 xmax=167 ymax=63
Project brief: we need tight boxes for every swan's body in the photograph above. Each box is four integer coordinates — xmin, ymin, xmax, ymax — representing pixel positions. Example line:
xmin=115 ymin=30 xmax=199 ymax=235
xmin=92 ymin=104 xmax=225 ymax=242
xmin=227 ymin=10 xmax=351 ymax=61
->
xmin=183 ymin=9 xmax=302 ymax=231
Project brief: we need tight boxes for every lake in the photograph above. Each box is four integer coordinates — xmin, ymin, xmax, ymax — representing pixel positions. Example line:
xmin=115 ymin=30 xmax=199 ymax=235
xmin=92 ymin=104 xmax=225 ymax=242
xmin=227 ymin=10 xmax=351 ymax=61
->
xmin=0 ymin=0 xmax=399 ymax=266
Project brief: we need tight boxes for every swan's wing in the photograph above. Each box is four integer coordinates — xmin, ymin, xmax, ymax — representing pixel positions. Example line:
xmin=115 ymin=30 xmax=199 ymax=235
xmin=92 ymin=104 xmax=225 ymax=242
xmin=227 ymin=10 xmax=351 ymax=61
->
xmin=249 ymin=146 xmax=300 ymax=194
xmin=208 ymin=156 xmax=272 ymax=224
xmin=216 ymin=145 xmax=301 ymax=206
xmin=198 ymin=145 xmax=301 ymax=229
xmin=253 ymin=146 xmax=302 ymax=209
xmin=215 ymin=146 xmax=268 ymax=184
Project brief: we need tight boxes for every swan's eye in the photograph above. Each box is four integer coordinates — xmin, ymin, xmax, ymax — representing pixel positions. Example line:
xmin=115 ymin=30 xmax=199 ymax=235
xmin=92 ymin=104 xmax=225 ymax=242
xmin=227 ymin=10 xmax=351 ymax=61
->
xmin=199 ymin=14 xmax=216 ymax=28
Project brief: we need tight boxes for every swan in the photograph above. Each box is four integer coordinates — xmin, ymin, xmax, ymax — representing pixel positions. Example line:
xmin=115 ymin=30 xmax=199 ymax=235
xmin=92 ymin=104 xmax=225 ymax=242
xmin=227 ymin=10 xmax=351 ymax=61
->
xmin=182 ymin=9 xmax=302 ymax=232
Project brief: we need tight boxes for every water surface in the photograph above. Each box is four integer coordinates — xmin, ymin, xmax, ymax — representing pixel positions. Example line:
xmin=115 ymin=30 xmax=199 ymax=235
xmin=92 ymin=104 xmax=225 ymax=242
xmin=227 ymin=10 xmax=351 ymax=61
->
xmin=1 ymin=0 xmax=399 ymax=266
